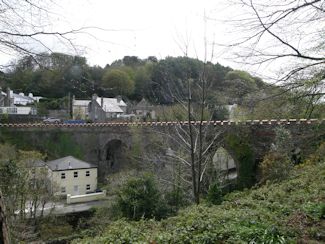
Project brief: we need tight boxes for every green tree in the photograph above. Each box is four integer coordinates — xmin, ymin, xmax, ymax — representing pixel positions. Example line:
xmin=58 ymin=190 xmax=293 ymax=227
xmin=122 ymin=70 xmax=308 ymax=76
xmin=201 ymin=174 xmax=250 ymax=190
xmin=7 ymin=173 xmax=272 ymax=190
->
xmin=206 ymin=182 xmax=223 ymax=205
xmin=259 ymin=127 xmax=294 ymax=183
xmin=102 ymin=69 xmax=135 ymax=96
xmin=116 ymin=174 xmax=166 ymax=220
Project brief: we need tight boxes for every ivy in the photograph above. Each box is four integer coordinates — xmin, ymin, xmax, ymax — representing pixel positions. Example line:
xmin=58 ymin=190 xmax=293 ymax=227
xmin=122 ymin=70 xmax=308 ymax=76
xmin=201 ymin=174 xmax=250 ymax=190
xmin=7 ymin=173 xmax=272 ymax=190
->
xmin=225 ymin=132 xmax=255 ymax=189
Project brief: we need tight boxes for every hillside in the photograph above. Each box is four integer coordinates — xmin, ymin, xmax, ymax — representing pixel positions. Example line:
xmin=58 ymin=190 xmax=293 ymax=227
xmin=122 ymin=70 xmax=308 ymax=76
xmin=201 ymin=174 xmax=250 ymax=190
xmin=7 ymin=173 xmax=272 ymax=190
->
xmin=73 ymin=161 xmax=325 ymax=243
xmin=3 ymin=54 xmax=324 ymax=119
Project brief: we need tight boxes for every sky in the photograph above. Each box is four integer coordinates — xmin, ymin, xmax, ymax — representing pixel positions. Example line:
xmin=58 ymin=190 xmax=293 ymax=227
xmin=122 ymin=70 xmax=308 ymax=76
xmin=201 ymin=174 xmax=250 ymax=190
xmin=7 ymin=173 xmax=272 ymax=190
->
xmin=22 ymin=0 xmax=239 ymax=68
xmin=0 ymin=0 xmax=288 ymax=80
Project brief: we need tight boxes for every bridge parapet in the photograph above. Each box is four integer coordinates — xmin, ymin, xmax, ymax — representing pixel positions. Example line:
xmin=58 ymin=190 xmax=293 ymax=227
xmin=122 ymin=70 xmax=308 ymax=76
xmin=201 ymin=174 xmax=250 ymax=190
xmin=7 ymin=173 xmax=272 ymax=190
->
xmin=0 ymin=119 xmax=324 ymax=128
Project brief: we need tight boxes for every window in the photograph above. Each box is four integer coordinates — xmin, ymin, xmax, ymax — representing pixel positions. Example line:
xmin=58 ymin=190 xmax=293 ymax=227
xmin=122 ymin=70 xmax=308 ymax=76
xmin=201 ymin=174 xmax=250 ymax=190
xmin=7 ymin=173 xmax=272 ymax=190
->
xmin=61 ymin=173 xmax=66 ymax=179
xmin=86 ymin=171 xmax=90 ymax=176
xmin=86 ymin=184 xmax=91 ymax=191
xmin=74 ymin=171 xmax=78 ymax=178
xmin=61 ymin=187 xmax=66 ymax=193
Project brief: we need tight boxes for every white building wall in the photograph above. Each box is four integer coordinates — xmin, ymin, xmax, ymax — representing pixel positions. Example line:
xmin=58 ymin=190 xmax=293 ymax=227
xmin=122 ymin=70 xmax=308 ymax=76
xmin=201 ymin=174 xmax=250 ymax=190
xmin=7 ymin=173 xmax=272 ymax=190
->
xmin=72 ymin=105 xmax=89 ymax=119
xmin=0 ymin=106 xmax=36 ymax=115
xmin=51 ymin=168 xmax=97 ymax=196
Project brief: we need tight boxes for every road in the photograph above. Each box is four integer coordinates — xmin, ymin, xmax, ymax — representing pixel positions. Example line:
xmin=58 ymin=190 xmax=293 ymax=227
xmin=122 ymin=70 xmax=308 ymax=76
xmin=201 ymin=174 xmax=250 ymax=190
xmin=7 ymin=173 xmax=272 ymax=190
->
xmin=16 ymin=199 xmax=111 ymax=217
xmin=48 ymin=199 xmax=110 ymax=215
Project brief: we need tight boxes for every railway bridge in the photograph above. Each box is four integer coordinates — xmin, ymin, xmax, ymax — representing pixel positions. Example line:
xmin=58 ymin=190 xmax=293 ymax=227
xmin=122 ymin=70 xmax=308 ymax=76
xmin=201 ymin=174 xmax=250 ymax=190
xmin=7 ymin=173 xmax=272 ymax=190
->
xmin=0 ymin=119 xmax=324 ymax=181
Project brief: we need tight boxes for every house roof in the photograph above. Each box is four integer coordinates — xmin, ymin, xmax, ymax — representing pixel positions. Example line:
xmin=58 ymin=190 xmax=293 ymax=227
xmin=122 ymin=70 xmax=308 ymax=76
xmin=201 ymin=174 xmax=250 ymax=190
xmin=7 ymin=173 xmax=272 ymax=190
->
xmin=96 ymin=97 xmax=124 ymax=113
xmin=33 ymin=160 xmax=46 ymax=167
xmin=74 ymin=97 xmax=126 ymax=113
xmin=13 ymin=93 xmax=34 ymax=101
xmin=135 ymin=98 xmax=153 ymax=109
xmin=46 ymin=156 xmax=97 ymax=171
xmin=0 ymin=90 xmax=34 ymax=103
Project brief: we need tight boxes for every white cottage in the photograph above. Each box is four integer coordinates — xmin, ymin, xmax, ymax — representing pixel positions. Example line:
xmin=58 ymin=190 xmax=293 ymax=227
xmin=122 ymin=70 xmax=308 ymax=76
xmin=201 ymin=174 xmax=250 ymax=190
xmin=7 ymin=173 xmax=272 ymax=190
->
xmin=46 ymin=156 xmax=98 ymax=196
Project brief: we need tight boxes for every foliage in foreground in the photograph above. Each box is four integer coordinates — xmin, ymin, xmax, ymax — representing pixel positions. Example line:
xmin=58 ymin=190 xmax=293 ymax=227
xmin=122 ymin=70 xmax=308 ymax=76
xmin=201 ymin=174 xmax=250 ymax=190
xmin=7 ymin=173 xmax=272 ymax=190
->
xmin=73 ymin=160 xmax=325 ymax=243
xmin=115 ymin=173 xmax=167 ymax=220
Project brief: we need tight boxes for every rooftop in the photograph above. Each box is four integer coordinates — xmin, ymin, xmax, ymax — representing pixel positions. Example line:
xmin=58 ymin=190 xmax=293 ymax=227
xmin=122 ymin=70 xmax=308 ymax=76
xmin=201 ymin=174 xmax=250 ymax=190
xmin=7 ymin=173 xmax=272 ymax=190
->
xmin=73 ymin=96 xmax=126 ymax=113
xmin=46 ymin=156 xmax=97 ymax=171
xmin=96 ymin=97 xmax=124 ymax=113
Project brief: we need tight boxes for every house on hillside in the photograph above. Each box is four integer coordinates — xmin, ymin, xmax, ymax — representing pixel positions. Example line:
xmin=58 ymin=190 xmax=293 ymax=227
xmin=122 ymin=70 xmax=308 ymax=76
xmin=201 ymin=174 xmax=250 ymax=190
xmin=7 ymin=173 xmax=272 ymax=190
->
xmin=88 ymin=94 xmax=127 ymax=121
xmin=46 ymin=156 xmax=98 ymax=196
xmin=0 ymin=87 xmax=37 ymax=115
xmin=72 ymin=97 xmax=89 ymax=119
xmin=72 ymin=94 xmax=127 ymax=121
xmin=132 ymin=98 xmax=156 ymax=120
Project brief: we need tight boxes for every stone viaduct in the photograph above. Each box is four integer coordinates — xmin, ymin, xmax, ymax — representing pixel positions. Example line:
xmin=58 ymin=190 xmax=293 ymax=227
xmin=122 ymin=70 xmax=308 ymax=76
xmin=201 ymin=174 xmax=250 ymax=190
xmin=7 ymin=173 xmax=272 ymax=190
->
xmin=0 ymin=119 xmax=324 ymax=182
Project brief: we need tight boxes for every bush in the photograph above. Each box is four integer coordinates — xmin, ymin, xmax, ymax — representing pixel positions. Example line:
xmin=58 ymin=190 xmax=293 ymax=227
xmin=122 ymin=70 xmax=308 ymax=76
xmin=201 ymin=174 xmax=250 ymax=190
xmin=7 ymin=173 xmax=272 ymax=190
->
xmin=116 ymin=173 xmax=167 ymax=220
xmin=321 ymin=204 xmax=325 ymax=219
xmin=306 ymin=142 xmax=325 ymax=165
xmin=206 ymin=182 xmax=223 ymax=205
xmin=39 ymin=221 xmax=73 ymax=241
xmin=165 ymin=186 xmax=188 ymax=214
xmin=259 ymin=152 xmax=293 ymax=183
xmin=73 ymin=161 xmax=325 ymax=243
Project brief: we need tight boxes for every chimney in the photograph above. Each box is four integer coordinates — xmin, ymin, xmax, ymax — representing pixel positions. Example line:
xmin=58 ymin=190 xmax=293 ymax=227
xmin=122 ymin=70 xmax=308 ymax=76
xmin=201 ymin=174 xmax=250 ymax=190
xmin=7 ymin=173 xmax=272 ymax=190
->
xmin=116 ymin=95 xmax=122 ymax=103
xmin=0 ymin=87 xmax=3 ymax=106
xmin=92 ymin=94 xmax=98 ymax=102
xmin=6 ymin=88 xmax=11 ymax=106
xmin=101 ymin=97 xmax=104 ymax=108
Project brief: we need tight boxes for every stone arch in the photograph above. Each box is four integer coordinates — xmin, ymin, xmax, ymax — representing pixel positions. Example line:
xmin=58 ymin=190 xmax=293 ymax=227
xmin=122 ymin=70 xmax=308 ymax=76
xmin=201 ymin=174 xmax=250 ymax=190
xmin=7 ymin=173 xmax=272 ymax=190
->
xmin=212 ymin=147 xmax=238 ymax=181
xmin=98 ymin=137 xmax=128 ymax=180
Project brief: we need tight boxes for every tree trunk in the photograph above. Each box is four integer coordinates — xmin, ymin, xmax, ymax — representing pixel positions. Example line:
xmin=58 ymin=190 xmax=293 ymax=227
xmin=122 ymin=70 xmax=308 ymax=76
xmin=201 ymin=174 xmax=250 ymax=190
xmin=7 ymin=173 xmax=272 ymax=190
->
xmin=187 ymin=79 xmax=198 ymax=203
xmin=0 ymin=191 xmax=10 ymax=244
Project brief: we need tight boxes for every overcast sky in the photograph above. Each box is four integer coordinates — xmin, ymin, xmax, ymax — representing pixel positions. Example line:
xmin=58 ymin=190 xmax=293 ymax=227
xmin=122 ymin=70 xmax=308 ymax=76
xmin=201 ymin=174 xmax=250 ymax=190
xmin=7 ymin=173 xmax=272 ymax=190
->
xmin=0 ymin=0 xmax=260 ymax=73
xmin=44 ymin=0 xmax=239 ymax=68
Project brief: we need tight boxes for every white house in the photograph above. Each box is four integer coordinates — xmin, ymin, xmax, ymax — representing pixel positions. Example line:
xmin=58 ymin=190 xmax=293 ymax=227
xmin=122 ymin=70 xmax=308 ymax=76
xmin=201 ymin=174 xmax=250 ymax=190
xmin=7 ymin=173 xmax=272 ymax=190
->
xmin=132 ymin=98 xmax=156 ymax=120
xmin=12 ymin=92 xmax=34 ymax=105
xmin=72 ymin=99 xmax=90 ymax=119
xmin=0 ymin=106 xmax=36 ymax=115
xmin=0 ymin=88 xmax=38 ymax=115
xmin=72 ymin=94 xmax=127 ymax=120
xmin=46 ymin=156 xmax=98 ymax=196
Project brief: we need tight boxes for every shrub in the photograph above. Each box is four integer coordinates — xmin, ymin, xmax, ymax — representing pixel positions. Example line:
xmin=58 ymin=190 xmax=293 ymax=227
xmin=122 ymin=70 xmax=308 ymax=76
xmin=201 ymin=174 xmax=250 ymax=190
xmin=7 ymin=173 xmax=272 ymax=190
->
xmin=116 ymin=173 xmax=167 ymax=220
xmin=306 ymin=142 xmax=325 ymax=165
xmin=321 ymin=204 xmax=325 ymax=219
xmin=165 ymin=186 xmax=188 ymax=213
xmin=259 ymin=152 xmax=293 ymax=183
xmin=206 ymin=182 xmax=223 ymax=205
xmin=39 ymin=221 xmax=73 ymax=241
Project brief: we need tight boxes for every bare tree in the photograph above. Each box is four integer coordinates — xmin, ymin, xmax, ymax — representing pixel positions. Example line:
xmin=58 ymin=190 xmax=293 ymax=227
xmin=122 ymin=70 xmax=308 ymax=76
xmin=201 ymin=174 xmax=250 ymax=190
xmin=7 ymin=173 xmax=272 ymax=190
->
xmin=156 ymin=21 xmax=222 ymax=204
xmin=223 ymin=0 xmax=325 ymax=100
xmin=0 ymin=0 xmax=91 ymax=69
